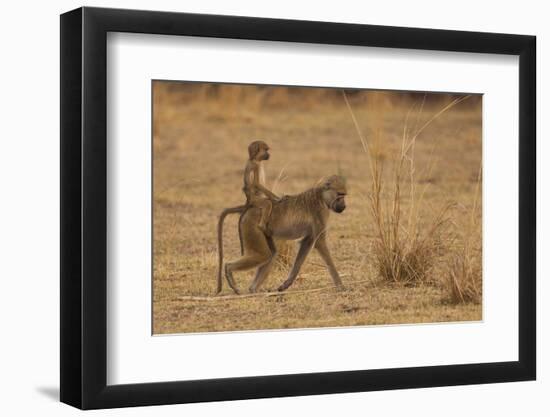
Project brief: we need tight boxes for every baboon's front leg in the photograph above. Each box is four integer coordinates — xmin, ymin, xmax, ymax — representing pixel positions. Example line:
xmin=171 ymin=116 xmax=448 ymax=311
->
xmin=278 ymin=236 xmax=314 ymax=291
xmin=315 ymin=236 xmax=343 ymax=287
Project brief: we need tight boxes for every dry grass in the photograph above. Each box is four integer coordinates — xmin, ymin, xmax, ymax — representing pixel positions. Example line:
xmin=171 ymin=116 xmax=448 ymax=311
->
xmin=343 ymin=92 xmax=467 ymax=285
xmin=445 ymin=165 xmax=483 ymax=303
xmin=152 ymin=82 xmax=483 ymax=334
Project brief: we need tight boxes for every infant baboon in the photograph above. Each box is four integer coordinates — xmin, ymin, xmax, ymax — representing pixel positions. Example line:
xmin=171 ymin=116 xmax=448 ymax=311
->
xmin=243 ymin=140 xmax=280 ymax=235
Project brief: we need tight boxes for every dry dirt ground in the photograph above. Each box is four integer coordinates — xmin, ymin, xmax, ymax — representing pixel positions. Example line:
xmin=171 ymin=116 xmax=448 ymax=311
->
xmin=152 ymin=82 xmax=482 ymax=334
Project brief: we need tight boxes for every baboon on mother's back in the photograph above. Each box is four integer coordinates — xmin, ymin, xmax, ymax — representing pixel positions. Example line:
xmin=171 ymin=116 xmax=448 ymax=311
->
xmin=242 ymin=140 xmax=280 ymax=235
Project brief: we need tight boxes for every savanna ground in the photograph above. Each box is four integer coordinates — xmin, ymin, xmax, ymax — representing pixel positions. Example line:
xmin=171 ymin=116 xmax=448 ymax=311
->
xmin=153 ymin=82 xmax=482 ymax=334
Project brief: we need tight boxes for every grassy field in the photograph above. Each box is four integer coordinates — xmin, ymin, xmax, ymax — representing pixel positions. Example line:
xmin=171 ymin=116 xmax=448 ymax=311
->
xmin=152 ymin=82 xmax=482 ymax=335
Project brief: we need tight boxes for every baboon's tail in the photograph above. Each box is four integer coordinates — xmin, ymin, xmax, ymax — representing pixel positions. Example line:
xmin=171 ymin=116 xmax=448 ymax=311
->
xmin=217 ymin=205 xmax=247 ymax=294
xmin=238 ymin=211 xmax=246 ymax=255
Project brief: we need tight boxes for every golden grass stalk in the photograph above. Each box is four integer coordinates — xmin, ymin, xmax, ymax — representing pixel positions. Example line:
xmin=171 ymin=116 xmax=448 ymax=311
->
xmin=343 ymin=91 xmax=468 ymax=284
xmin=445 ymin=164 xmax=482 ymax=303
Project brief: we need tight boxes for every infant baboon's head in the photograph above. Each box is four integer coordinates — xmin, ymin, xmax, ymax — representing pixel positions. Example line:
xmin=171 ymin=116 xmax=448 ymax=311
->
xmin=248 ymin=140 xmax=270 ymax=161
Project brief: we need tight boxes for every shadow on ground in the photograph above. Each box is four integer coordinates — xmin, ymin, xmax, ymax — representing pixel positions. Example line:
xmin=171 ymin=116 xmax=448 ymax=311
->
xmin=35 ymin=386 xmax=59 ymax=401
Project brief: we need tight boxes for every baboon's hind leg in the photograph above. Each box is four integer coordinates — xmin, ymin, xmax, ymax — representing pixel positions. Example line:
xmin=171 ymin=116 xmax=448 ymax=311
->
xmin=249 ymin=237 xmax=277 ymax=293
xmin=225 ymin=251 xmax=272 ymax=295
xmin=223 ymin=264 xmax=241 ymax=295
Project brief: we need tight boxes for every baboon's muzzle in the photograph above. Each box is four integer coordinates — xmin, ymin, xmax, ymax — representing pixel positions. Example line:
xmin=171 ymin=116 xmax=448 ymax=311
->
xmin=332 ymin=200 xmax=346 ymax=213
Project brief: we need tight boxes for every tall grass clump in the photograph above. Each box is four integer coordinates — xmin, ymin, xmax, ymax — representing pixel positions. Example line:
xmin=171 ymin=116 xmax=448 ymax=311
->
xmin=343 ymin=92 xmax=469 ymax=285
xmin=445 ymin=165 xmax=482 ymax=303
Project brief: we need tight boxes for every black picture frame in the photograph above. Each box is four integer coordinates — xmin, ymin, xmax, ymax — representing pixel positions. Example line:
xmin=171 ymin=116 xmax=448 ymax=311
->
xmin=60 ymin=6 xmax=536 ymax=410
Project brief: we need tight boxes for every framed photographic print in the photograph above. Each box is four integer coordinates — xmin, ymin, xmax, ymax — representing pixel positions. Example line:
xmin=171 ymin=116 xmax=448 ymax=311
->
xmin=60 ymin=6 xmax=536 ymax=410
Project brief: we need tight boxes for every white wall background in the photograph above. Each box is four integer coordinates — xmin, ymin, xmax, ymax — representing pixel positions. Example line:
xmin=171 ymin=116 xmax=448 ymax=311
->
xmin=0 ymin=0 xmax=545 ymax=415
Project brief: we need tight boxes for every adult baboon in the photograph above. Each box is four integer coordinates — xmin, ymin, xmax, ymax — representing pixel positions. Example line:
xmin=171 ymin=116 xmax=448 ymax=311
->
xmin=217 ymin=175 xmax=347 ymax=294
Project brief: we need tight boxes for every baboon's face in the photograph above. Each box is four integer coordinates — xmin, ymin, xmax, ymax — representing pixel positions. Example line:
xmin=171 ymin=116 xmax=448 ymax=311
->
xmin=249 ymin=141 xmax=271 ymax=161
xmin=257 ymin=144 xmax=270 ymax=161
xmin=322 ymin=176 xmax=347 ymax=213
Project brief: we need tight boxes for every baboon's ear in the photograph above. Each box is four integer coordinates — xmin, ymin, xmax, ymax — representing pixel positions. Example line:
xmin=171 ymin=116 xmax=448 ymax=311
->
xmin=248 ymin=142 xmax=260 ymax=159
xmin=324 ymin=175 xmax=346 ymax=190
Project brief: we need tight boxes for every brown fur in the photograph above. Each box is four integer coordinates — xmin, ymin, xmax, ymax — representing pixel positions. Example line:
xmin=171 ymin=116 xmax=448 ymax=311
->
xmin=243 ymin=140 xmax=279 ymax=234
xmin=217 ymin=175 xmax=347 ymax=294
